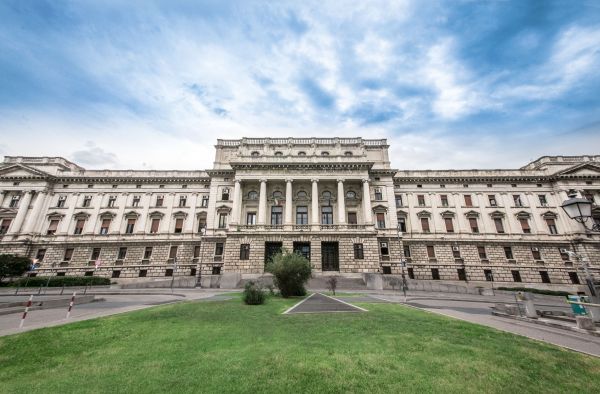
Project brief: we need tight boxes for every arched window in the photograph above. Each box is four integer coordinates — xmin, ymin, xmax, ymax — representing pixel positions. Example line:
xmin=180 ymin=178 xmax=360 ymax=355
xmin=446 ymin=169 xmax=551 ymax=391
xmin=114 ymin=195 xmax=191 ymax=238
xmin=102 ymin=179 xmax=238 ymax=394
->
xmin=274 ymin=151 xmax=283 ymax=156
xmin=251 ymin=151 xmax=260 ymax=157
xmin=247 ymin=191 xmax=258 ymax=200
xmin=298 ymin=151 xmax=306 ymax=156
xmin=322 ymin=191 xmax=332 ymax=199
xmin=273 ymin=191 xmax=283 ymax=199
xmin=321 ymin=151 xmax=330 ymax=156
xmin=297 ymin=191 xmax=307 ymax=198
xmin=346 ymin=191 xmax=356 ymax=199
xmin=344 ymin=151 xmax=353 ymax=156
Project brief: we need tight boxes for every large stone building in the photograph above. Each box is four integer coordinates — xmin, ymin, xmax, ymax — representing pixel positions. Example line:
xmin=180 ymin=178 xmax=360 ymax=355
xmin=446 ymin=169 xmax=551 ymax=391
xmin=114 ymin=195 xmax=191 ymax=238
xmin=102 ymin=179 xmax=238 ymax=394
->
xmin=0 ymin=137 xmax=599 ymax=286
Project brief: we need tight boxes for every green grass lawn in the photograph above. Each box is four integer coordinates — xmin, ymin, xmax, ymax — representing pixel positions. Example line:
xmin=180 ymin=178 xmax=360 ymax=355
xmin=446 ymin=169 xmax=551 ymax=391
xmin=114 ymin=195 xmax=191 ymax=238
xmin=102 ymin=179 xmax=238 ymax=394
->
xmin=1 ymin=296 xmax=599 ymax=393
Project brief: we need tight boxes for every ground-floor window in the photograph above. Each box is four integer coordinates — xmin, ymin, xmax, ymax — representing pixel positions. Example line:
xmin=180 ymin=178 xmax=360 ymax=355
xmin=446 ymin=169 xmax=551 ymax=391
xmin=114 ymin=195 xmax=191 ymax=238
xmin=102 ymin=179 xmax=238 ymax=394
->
xmin=212 ymin=266 xmax=221 ymax=275
xmin=511 ymin=270 xmax=522 ymax=282
xmin=539 ymin=271 xmax=551 ymax=284
xmin=190 ymin=268 xmax=197 ymax=277
xmin=457 ymin=268 xmax=466 ymax=281
xmin=568 ymin=272 xmax=580 ymax=284
xmin=431 ymin=268 xmax=440 ymax=280
xmin=321 ymin=242 xmax=339 ymax=271
xmin=484 ymin=269 xmax=493 ymax=281
xmin=139 ymin=270 xmax=147 ymax=277
xmin=382 ymin=266 xmax=391 ymax=275
xmin=265 ymin=242 xmax=283 ymax=265
xmin=112 ymin=270 xmax=121 ymax=278
xmin=353 ymin=243 xmax=364 ymax=259
xmin=240 ymin=244 xmax=250 ymax=260
xmin=165 ymin=269 xmax=173 ymax=277
xmin=407 ymin=268 xmax=414 ymax=279
xmin=293 ymin=242 xmax=310 ymax=261
xmin=85 ymin=271 xmax=93 ymax=277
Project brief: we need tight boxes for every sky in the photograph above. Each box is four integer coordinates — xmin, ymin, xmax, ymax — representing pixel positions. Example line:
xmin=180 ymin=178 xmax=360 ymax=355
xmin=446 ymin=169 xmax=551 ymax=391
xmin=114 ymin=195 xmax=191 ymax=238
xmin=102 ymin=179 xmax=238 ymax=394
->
xmin=1 ymin=0 xmax=600 ymax=171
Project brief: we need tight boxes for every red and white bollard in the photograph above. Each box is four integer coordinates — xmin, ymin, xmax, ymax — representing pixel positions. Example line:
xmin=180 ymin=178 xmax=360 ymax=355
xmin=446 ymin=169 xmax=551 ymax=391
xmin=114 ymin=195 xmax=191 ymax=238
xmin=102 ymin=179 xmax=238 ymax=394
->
xmin=66 ymin=292 xmax=77 ymax=319
xmin=19 ymin=295 xmax=33 ymax=329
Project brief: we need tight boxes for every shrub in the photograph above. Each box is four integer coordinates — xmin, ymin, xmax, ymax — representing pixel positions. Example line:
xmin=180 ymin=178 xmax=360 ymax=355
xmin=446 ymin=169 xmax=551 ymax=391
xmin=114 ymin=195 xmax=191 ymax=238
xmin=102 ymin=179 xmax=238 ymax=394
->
xmin=326 ymin=276 xmax=338 ymax=295
xmin=242 ymin=281 xmax=266 ymax=305
xmin=497 ymin=287 xmax=571 ymax=297
xmin=266 ymin=250 xmax=312 ymax=298
xmin=0 ymin=254 xmax=31 ymax=282
xmin=10 ymin=276 xmax=111 ymax=287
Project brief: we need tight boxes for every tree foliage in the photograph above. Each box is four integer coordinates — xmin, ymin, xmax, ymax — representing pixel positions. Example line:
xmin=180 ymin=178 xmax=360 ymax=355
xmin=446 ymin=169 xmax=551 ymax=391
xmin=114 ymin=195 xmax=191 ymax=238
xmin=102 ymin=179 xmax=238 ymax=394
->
xmin=0 ymin=254 xmax=31 ymax=282
xmin=266 ymin=250 xmax=312 ymax=297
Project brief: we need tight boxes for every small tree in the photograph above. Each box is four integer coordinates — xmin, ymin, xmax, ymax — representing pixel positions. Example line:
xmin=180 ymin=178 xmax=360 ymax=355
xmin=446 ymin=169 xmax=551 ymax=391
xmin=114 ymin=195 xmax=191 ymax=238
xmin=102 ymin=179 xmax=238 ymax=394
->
xmin=266 ymin=250 xmax=312 ymax=297
xmin=326 ymin=276 xmax=338 ymax=295
xmin=0 ymin=254 xmax=31 ymax=282
xmin=389 ymin=277 xmax=400 ymax=291
xmin=242 ymin=281 xmax=266 ymax=305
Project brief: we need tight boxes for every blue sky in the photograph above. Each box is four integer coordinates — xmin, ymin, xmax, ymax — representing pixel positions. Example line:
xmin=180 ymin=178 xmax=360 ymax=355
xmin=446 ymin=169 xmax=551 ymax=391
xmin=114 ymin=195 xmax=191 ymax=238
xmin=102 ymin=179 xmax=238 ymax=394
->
xmin=1 ymin=0 xmax=600 ymax=170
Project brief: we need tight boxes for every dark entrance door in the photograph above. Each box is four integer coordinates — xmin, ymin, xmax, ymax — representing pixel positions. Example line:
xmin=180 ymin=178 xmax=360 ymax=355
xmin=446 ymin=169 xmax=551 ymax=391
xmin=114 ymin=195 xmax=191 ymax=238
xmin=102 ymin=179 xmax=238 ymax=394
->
xmin=321 ymin=242 xmax=339 ymax=271
xmin=264 ymin=242 xmax=283 ymax=266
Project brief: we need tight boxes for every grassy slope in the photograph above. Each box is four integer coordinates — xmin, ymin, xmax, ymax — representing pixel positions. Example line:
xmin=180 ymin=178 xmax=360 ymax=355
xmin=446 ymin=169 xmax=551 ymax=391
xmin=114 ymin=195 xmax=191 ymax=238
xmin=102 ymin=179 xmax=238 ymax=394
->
xmin=0 ymin=296 xmax=599 ymax=393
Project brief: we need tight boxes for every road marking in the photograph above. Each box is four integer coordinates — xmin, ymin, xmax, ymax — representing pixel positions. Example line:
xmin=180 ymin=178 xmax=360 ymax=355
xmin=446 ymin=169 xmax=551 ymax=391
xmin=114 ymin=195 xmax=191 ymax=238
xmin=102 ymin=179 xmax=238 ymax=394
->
xmin=282 ymin=293 xmax=316 ymax=314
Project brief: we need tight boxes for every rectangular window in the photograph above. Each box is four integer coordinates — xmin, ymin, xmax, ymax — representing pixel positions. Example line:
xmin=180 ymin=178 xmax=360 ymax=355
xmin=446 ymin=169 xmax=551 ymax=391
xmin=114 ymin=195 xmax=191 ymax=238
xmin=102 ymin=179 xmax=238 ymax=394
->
xmin=0 ymin=218 xmax=12 ymax=234
xmin=201 ymin=196 xmax=209 ymax=207
xmin=532 ymin=248 xmax=541 ymax=260
xmin=444 ymin=218 xmax=454 ymax=233
xmin=165 ymin=269 xmax=173 ymax=277
xmin=215 ymin=243 xmax=224 ymax=256
xmin=57 ymin=195 xmax=67 ymax=208
xmin=540 ymin=271 xmax=551 ymax=284
xmin=374 ymin=188 xmax=383 ymax=200
xmin=469 ymin=218 xmax=479 ymax=233
xmin=457 ymin=268 xmax=467 ymax=281
xmin=100 ymin=219 xmax=111 ymax=235
xmin=484 ymin=269 xmax=493 ymax=282
xmin=240 ymin=244 xmax=250 ymax=260
xmin=47 ymin=219 xmax=59 ymax=235
xmin=488 ymin=195 xmax=497 ymax=207
xmin=395 ymin=195 xmax=403 ymax=207
xmin=568 ymin=272 xmax=580 ymax=285
xmin=218 ymin=213 xmax=227 ymax=228
xmin=169 ymin=245 xmax=178 ymax=260
xmin=35 ymin=249 xmax=46 ymax=261
xmin=179 ymin=196 xmax=187 ymax=207
xmin=347 ymin=212 xmax=358 ymax=225
xmin=90 ymin=248 xmax=101 ymax=261
xmin=63 ymin=248 xmax=74 ymax=261
xmin=132 ymin=196 xmax=140 ymax=207
xmin=431 ymin=268 xmax=440 ymax=280
xmin=293 ymin=242 xmax=310 ymax=260
xmin=403 ymin=245 xmax=411 ymax=258
xmin=519 ymin=218 xmax=531 ymax=233
xmin=139 ymin=270 xmax=147 ymax=278
xmin=296 ymin=206 xmax=308 ymax=225
xmin=9 ymin=195 xmax=20 ymax=208
xmin=353 ymin=243 xmax=364 ymax=259
xmin=197 ymin=217 xmax=207 ymax=232
xmin=417 ymin=195 xmax=425 ymax=206
xmin=464 ymin=195 xmax=473 ymax=207
xmin=494 ymin=218 xmax=504 ymax=233
xmin=511 ymin=270 xmax=522 ymax=282
xmin=212 ymin=266 xmax=221 ymax=275
xmin=74 ymin=219 xmax=85 ymax=234
xmin=271 ymin=206 xmax=283 ymax=225
xmin=376 ymin=213 xmax=386 ymax=229
xmin=538 ymin=195 xmax=548 ymax=206
xmin=125 ymin=218 xmax=136 ymax=234
xmin=143 ymin=247 xmax=153 ymax=260
xmin=246 ymin=212 xmax=257 ymax=225
xmin=478 ymin=246 xmax=487 ymax=260
xmin=150 ymin=218 xmax=160 ymax=233
xmin=174 ymin=218 xmax=184 ymax=233
xmin=108 ymin=196 xmax=116 ymax=207
xmin=222 ymin=189 xmax=230 ymax=201
xmin=513 ymin=195 xmax=523 ymax=207
xmin=504 ymin=246 xmax=514 ymax=260
xmin=156 ymin=195 xmax=164 ymax=207
xmin=559 ymin=248 xmax=570 ymax=261
xmin=112 ymin=270 xmax=121 ymax=278
xmin=397 ymin=217 xmax=406 ymax=232
xmin=117 ymin=247 xmax=127 ymax=260
xmin=193 ymin=245 xmax=200 ymax=259
xmin=546 ymin=219 xmax=558 ymax=234
xmin=452 ymin=247 xmax=461 ymax=259
xmin=321 ymin=206 xmax=333 ymax=225
xmin=440 ymin=195 xmax=448 ymax=207
xmin=379 ymin=242 xmax=389 ymax=256
xmin=420 ymin=217 xmax=430 ymax=233
xmin=427 ymin=245 xmax=435 ymax=259
xmin=82 ymin=196 xmax=92 ymax=207
xmin=407 ymin=267 xmax=414 ymax=279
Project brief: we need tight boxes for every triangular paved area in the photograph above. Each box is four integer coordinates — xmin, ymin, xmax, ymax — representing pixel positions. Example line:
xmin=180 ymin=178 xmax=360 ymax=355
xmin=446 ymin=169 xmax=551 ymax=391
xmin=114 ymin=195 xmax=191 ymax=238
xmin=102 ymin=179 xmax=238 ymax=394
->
xmin=283 ymin=293 xmax=367 ymax=314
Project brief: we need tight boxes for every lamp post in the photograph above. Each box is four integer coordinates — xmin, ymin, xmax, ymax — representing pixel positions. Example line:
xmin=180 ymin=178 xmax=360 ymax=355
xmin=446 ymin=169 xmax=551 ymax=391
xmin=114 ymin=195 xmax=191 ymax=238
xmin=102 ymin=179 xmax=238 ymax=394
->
xmin=197 ymin=225 xmax=206 ymax=288
xmin=397 ymin=224 xmax=407 ymax=302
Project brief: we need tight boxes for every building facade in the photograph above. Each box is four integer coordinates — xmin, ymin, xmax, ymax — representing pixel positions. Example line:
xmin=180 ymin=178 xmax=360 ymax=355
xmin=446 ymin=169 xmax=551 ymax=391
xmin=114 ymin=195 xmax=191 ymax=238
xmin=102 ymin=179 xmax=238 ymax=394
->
xmin=0 ymin=138 xmax=599 ymax=286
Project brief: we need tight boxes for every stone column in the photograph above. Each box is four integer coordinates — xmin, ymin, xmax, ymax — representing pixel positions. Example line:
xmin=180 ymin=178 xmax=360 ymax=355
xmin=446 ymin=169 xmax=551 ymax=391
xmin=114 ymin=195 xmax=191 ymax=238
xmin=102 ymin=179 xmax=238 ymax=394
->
xmin=285 ymin=179 xmax=293 ymax=227
xmin=137 ymin=193 xmax=151 ymax=234
xmin=337 ymin=179 xmax=346 ymax=224
xmin=231 ymin=179 xmax=242 ymax=224
xmin=362 ymin=179 xmax=372 ymax=224
xmin=22 ymin=191 xmax=47 ymax=234
xmin=311 ymin=179 xmax=319 ymax=228
xmin=8 ymin=191 xmax=33 ymax=235
xmin=257 ymin=179 xmax=267 ymax=225
xmin=0 ymin=191 xmax=6 ymax=208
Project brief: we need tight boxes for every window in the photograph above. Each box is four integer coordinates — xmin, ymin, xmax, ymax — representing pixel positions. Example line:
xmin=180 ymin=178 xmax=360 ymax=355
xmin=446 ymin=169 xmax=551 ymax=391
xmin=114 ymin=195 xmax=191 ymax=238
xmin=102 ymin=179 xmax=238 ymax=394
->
xmin=193 ymin=245 xmax=200 ymax=259
xmin=382 ymin=266 xmax=392 ymax=275
xmin=117 ymin=247 xmax=127 ymax=260
xmin=132 ymin=196 xmax=140 ymax=207
xmin=297 ymin=191 xmax=308 ymax=199
xmin=74 ymin=219 xmax=86 ymax=235
xmin=9 ymin=195 xmax=20 ymax=208
xmin=218 ymin=213 xmax=227 ymax=229
xmin=90 ymin=248 xmax=101 ymax=261
xmin=298 ymin=151 xmax=306 ymax=156
xmin=540 ymin=271 xmax=551 ymax=284
xmin=274 ymin=151 xmax=283 ymax=156
xmin=511 ymin=270 xmax=522 ymax=282
xmin=197 ymin=217 xmax=207 ymax=232
xmin=82 ymin=196 xmax=92 ymax=207
xmin=374 ymin=188 xmax=383 ymax=201
xmin=417 ymin=195 xmax=425 ymax=206
xmin=251 ymin=151 xmax=260 ymax=157
xmin=538 ymin=195 xmax=548 ymax=206
xmin=47 ymin=219 xmax=59 ymax=235
xmin=559 ymin=248 xmax=570 ymax=261
xmin=293 ymin=242 xmax=311 ymax=260
xmin=156 ymin=195 xmax=164 ymax=207
xmin=100 ymin=219 xmax=111 ymax=235
xmin=271 ymin=206 xmax=283 ymax=225
xmin=420 ymin=217 xmax=430 ymax=233
xmin=165 ymin=269 xmax=173 ymax=277
xmin=321 ymin=206 xmax=333 ymax=225
xmin=215 ymin=243 xmax=224 ymax=256
xmin=125 ymin=218 xmax=136 ymax=234
xmin=380 ymin=242 xmax=389 ymax=256
xmin=568 ymin=272 xmax=580 ymax=285
xmin=174 ymin=218 xmax=184 ymax=233
xmin=296 ymin=206 xmax=308 ymax=225
xmin=321 ymin=151 xmax=329 ymax=156
xmin=431 ymin=268 xmax=440 ymax=280
xmin=273 ymin=191 xmax=283 ymax=201
xmin=0 ymin=219 xmax=12 ymax=234
xmin=519 ymin=218 xmax=531 ymax=234
xmin=478 ymin=246 xmax=487 ymax=260
xmin=201 ymin=195 xmax=209 ymax=207
xmin=403 ymin=245 xmax=411 ymax=258
xmin=444 ymin=218 xmax=454 ymax=233
xmin=397 ymin=217 xmax=406 ymax=232
xmin=440 ymin=195 xmax=448 ymax=207
xmin=407 ymin=268 xmax=414 ymax=279
xmin=240 ymin=244 xmax=250 ymax=260
xmin=63 ymin=248 xmax=74 ymax=261
xmin=347 ymin=212 xmax=358 ymax=225
xmin=57 ymin=195 xmax=67 ymax=208
xmin=395 ymin=195 xmax=403 ymax=207
xmin=458 ymin=268 xmax=467 ymax=281
xmin=484 ymin=270 xmax=493 ymax=282
xmin=169 ymin=245 xmax=178 ymax=260
xmin=469 ymin=218 xmax=479 ymax=233
xmin=108 ymin=196 xmax=116 ymax=207
xmin=488 ymin=195 xmax=497 ymax=207
xmin=112 ymin=270 xmax=121 ymax=278
xmin=321 ymin=191 xmax=331 ymax=199
xmin=247 ymin=191 xmax=258 ymax=200
xmin=221 ymin=188 xmax=230 ymax=201
xmin=244 ymin=212 xmax=256 ymax=225
xmin=513 ymin=195 xmax=523 ymax=207
xmin=532 ymin=248 xmax=541 ymax=260
xmin=35 ymin=249 xmax=46 ymax=262
xmin=150 ymin=218 xmax=160 ymax=233
xmin=353 ymin=243 xmax=364 ymax=259
xmin=464 ymin=195 xmax=473 ymax=207
xmin=376 ymin=213 xmax=386 ymax=229
xmin=179 ymin=195 xmax=187 ymax=207
xmin=504 ymin=246 xmax=514 ymax=260
xmin=139 ymin=270 xmax=147 ymax=277
xmin=346 ymin=190 xmax=356 ymax=199
xmin=494 ymin=218 xmax=504 ymax=233
xmin=427 ymin=245 xmax=435 ymax=259
xmin=344 ymin=151 xmax=353 ymax=156
xmin=546 ymin=218 xmax=558 ymax=234
xmin=452 ymin=247 xmax=461 ymax=259
xmin=143 ymin=247 xmax=153 ymax=260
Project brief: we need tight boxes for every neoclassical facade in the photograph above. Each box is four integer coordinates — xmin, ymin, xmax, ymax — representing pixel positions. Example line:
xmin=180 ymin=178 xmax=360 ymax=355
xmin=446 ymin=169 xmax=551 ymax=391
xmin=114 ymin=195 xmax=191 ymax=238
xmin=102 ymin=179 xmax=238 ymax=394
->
xmin=0 ymin=138 xmax=599 ymax=286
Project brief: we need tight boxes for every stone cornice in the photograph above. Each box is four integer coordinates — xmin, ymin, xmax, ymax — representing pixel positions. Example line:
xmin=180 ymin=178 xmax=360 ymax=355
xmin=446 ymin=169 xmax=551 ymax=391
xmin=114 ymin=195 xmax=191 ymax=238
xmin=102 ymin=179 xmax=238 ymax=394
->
xmin=229 ymin=162 xmax=373 ymax=171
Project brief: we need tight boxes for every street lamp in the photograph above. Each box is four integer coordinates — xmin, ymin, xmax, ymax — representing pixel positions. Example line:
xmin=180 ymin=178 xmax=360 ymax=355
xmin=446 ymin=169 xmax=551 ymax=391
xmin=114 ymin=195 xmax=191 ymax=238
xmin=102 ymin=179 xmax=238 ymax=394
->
xmin=561 ymin=193 xmax=600 ymax=232
xmin=397 ymin=224 xmax=407 ymax=302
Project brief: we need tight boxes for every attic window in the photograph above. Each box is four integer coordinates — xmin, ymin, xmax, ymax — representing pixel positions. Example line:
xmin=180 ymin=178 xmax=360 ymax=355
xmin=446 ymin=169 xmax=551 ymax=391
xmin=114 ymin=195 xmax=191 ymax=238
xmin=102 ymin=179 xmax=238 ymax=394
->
xmin=112 ymin=185 xmax=118 ymax=189
xmin=344 ymin=151 xmax=353 ymax=156
xmin=298 ymin=151 xmax=306 ymax=156
xmin=275 ymin=151 xmax=283 ymax=156
xmin=87 ymin=184 xmax=93 ymax=188
xmin=182 ymin=185 xmax=188 ymax=189
xmin=62 ymin=184 xmax=69 ymax=188
xmin=440 ymin=185 xmax=446 ymax=188
xmin=321 ymin=151 xmax=329 ymax=156
xmin=136 ymin=184 xmax=142 ymax=189
xmin=159 ymin=185 xmax=165 ymax=189
xmin=251 ymin=151 xmax=260 ymax=157
xmin=586 ymin=181 xmax=593 ymax=185
xmin=13 ymin=182 xmax=20 ymax=186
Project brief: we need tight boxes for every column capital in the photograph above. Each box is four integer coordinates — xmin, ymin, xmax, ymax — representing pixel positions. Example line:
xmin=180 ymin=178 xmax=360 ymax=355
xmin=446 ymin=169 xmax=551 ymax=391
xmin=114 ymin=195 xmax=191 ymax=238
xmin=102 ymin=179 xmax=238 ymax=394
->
xmin=259 ymin=178 xmax=268 ymax=183
xmin=285 ymin=178 xmax=293 ymax=183
xmin=362 ymin=178 xmax=370 ymax=183
xmin=234 ymin=178 xmax=241 ymax=184
xmin=311 ymin=178 xmax=319 ymax=183
xmin=337 ymin=178 xmax=345 ymax=183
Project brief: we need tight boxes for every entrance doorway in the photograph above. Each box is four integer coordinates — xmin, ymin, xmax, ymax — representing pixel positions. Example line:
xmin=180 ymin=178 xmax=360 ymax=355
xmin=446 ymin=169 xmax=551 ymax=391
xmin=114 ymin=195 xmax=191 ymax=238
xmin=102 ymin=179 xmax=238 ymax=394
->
xmin=321 ymin=242 xmax=339 ymax=271
xmin=264 ymin=242 xmax=283 ymax=266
